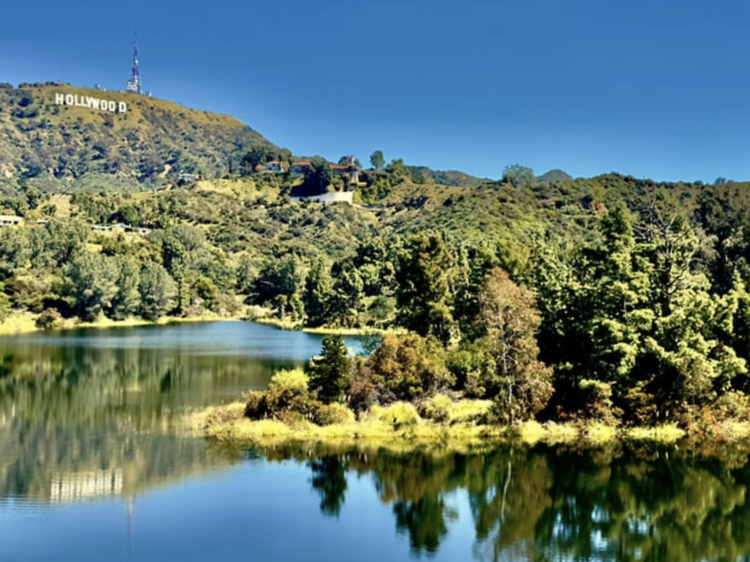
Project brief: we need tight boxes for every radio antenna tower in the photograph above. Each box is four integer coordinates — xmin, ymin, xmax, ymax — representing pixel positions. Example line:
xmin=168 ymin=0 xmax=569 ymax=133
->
xmin=126 ymin=30 xmax=143 ymax=94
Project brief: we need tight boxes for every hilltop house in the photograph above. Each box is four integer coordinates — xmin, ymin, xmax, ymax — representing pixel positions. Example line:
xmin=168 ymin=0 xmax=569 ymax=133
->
xmin=0 ymin=215 xmax=23 ymax=227
xmin=265 ymin=161 xmax=285 ymax=173
xmin=332 ymin=156 xmax=359 ymax=189
xmin=290 ymin=161 xmax=311 ymax=176
xmin=290 ymin=157 xmax=359 ymax=189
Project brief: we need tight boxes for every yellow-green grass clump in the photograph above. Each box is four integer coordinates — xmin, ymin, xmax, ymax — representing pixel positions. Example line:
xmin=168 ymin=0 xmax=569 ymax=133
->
xmin=625 ymin=424 xmax=686 ymax=444
xmin=191 ymin=369 xmax=750 ymax=451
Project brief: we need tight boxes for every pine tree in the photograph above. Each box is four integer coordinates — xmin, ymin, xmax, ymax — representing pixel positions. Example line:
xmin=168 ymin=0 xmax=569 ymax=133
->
xmin=309 ymin=335 xmax=352 ymax=404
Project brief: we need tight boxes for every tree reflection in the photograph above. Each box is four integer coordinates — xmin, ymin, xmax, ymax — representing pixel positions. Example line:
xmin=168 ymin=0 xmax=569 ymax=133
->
xmin=394 ymin=496 xmax=455 ymax=555
xmin=0 ymin=335 xmax=278 ymax=504
xmin=262 ymin=442 xmax=750 ymax=562
xmin=470 ymin=448 xmax=553 ymax=562
xmin=309 ymin=455 xmax=347 ymax=517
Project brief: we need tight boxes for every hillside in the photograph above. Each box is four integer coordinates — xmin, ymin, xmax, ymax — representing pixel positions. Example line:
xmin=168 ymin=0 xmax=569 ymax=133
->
xmin=0 ymin=83 xmax=275 ymax=193
xmin=407 ymin=166 xmax=490 ymax=187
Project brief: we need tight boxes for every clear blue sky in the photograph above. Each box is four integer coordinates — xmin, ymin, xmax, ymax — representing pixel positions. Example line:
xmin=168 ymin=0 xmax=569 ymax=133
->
xmin=2 ymin=0 xmax=750 ymax=182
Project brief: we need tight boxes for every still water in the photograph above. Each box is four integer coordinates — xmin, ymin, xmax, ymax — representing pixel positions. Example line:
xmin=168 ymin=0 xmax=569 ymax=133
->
xmin=1 ymin=321 xmax=749 ymax=562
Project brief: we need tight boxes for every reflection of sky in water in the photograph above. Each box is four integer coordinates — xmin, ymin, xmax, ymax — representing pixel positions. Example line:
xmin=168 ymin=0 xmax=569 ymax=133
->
xmin=0 ymin=461 xmax=479 ymax=562
xmin=0 ymin=321 xmax=364 ymax=361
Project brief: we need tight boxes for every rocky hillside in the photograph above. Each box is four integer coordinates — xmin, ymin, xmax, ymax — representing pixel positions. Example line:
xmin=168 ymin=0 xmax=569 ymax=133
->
xmin=0 ymin=82 xmax=275 ymax=193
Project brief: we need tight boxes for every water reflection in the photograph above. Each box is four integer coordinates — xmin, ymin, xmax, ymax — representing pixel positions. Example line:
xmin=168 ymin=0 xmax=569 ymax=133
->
xmin=0 ymin=321 xmax=347 ymax=507
xmin=253 ymin=443 xmax=750 ymax=562
xmin=2 ymin=322 xmax=749 ymax=561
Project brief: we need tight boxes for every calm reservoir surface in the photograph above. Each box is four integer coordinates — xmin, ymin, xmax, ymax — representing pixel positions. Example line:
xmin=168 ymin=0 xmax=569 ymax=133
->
xmin=1 ymin=321 xmax=749 ymax=561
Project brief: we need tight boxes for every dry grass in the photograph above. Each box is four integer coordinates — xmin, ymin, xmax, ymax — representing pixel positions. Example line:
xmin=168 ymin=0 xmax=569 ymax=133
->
xmin=191 ymin=400 xmax=508 ymax=451
xmin=515 ymin=421 xmax=580 ymax=445
xmin=583 ymin=422 xmax=618 ymax=445
xmin=0 ymin=312 xmax=243 ymax=336
xmin=190 ymin=399 xmax=750 ymax=452
xmin=0 ymin=312 xmax=37 ymax=335
xmin=625 ymin=424 xmax=686 ymax=444
xmin=190 ymin=400 xmax=609 ymax=451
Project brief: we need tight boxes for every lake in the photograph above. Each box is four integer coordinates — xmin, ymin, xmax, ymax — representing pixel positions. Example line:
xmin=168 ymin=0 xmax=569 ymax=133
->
xmin=1 ymin=321 xmax=749 ymax=562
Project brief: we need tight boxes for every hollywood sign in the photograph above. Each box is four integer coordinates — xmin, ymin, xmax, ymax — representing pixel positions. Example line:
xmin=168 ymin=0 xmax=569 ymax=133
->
xmin=55 ymin=93 xmax=128 ymax=114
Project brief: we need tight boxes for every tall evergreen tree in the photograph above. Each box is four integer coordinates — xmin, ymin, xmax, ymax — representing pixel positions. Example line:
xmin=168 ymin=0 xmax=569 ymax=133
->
xmin=308 ymin=334 xmax=352 ymax=404
xmin=304 ymin=258 xmax=334 ymax=327
xmin=396 ymin=234 xmax=456 ymax=346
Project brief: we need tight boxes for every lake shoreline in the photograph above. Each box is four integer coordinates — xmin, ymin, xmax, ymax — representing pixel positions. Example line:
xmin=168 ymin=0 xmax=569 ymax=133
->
xmin=252 ymin=317 xmax=403 ymax=337
xmin=0 ymin=310 xmax=244 ymax=336
xmin=191 ymin=400 xmax=750 ymax=452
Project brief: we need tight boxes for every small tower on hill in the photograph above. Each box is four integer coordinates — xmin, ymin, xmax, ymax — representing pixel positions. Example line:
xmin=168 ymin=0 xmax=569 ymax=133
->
xmin=125 ymin=32 xmax=143 ymax=94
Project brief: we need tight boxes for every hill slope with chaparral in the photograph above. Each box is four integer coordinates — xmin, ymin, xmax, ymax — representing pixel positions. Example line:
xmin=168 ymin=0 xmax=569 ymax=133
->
xmin=0 ymin=82 xmax=276 ymax=193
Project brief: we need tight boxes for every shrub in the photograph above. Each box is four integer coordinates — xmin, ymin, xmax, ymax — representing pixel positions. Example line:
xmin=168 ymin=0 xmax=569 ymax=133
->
xmin=267 ymin=368 xmax=309 ymax=404
xmin=243 ymin=390 xmax=269 ymax=420
xmin=370 ymin=402 xmax=421 ymax=429
xmin=713 ymin=391 xmax=750 ymax=422
xmin=577 ymin=379 xmax=621 ymax=425
xmin=419 ymin=394 xmax=453 ymax=424
xmin=35 ymin=308 xmax=61 ymax=330
xmin=623 ymin=381 xmax=659 ymax=425
xmin=449 ymin=400 xmax=493 ymax=425
xmin=367 ymin=333 xmax=453 ymax=401
xmin=244 ymin=369 xmax=313 ymax=422
xmin=312 ymin=403 xmax=355 ymax=426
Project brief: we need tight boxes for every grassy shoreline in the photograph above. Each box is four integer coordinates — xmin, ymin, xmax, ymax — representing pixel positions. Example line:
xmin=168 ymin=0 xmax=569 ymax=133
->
xmin=0 ymin=311 xmax=243 ymax=336
xmin=254 ymin=316 xmax=394 ymax=337
xmin=191 ymin=399 xmax=748 ymax=452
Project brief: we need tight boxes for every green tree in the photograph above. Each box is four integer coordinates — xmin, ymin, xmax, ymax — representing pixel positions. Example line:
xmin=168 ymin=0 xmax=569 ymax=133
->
xmin=240 ymin=145 xmax=271 ymax=175
xmin=303 ymin=157 xmax=334 ymax=194
xmin=251 ymin=255 xmax=303 ymax=320
xmin=354 ymin=237 xmax=397 ymax=297
xmin=453 ymin=243 xmax=499 ymax=341
xmin=108 ymin=256 xmax=141 ymax=320
xmin=308 ymin=334 xmax=352 ymax=404
xmin=501 ymin=164 xmax=535 ymax=189
xmin=367 ymin=333 xmax=453 ymax=401
xmin=585 ymin=203 xmax=652 ymax=389
xmin=304 ymin=258 xmax=334 ymax=327
xmin=385 ymin=158 xmax=409 ymax=179
xmin=370 ymin=150 xmax=385 ymax=172
xmin=0 ymin=228 xmax=30 ymax=279
xmin=64 ymin=251 xmax=118 ymax=322
xmin=396 ymin=234 xmax=456 ymax=345
xmin=138 ymin=261 xmax=177 ymax=320
xmin=330 ymin=260 xmax=365 ymax=327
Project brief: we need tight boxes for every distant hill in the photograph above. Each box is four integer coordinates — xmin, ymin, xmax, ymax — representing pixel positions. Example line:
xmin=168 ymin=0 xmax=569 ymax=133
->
xmin=0 ymin=83 xmax=275 ymax=193
xmin=407 ymin=166 xmax=490 ymax=188
xmin=536 ymin=169 xmax=573 ymax=184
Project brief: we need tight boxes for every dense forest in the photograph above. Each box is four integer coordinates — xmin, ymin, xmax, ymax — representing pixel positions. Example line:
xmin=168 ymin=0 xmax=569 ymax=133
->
xmin=3 ymin=157 xmax=750 ymax=429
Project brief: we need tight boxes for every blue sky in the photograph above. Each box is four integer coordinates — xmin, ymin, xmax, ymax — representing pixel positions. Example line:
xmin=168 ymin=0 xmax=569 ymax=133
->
xmin=2 ymin=0 xmax=750 ymax=182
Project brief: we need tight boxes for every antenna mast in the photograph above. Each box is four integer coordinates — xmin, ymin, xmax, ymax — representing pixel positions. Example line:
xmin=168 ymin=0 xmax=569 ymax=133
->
xmin=126 ymin=30 xmax=143 ymax=94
